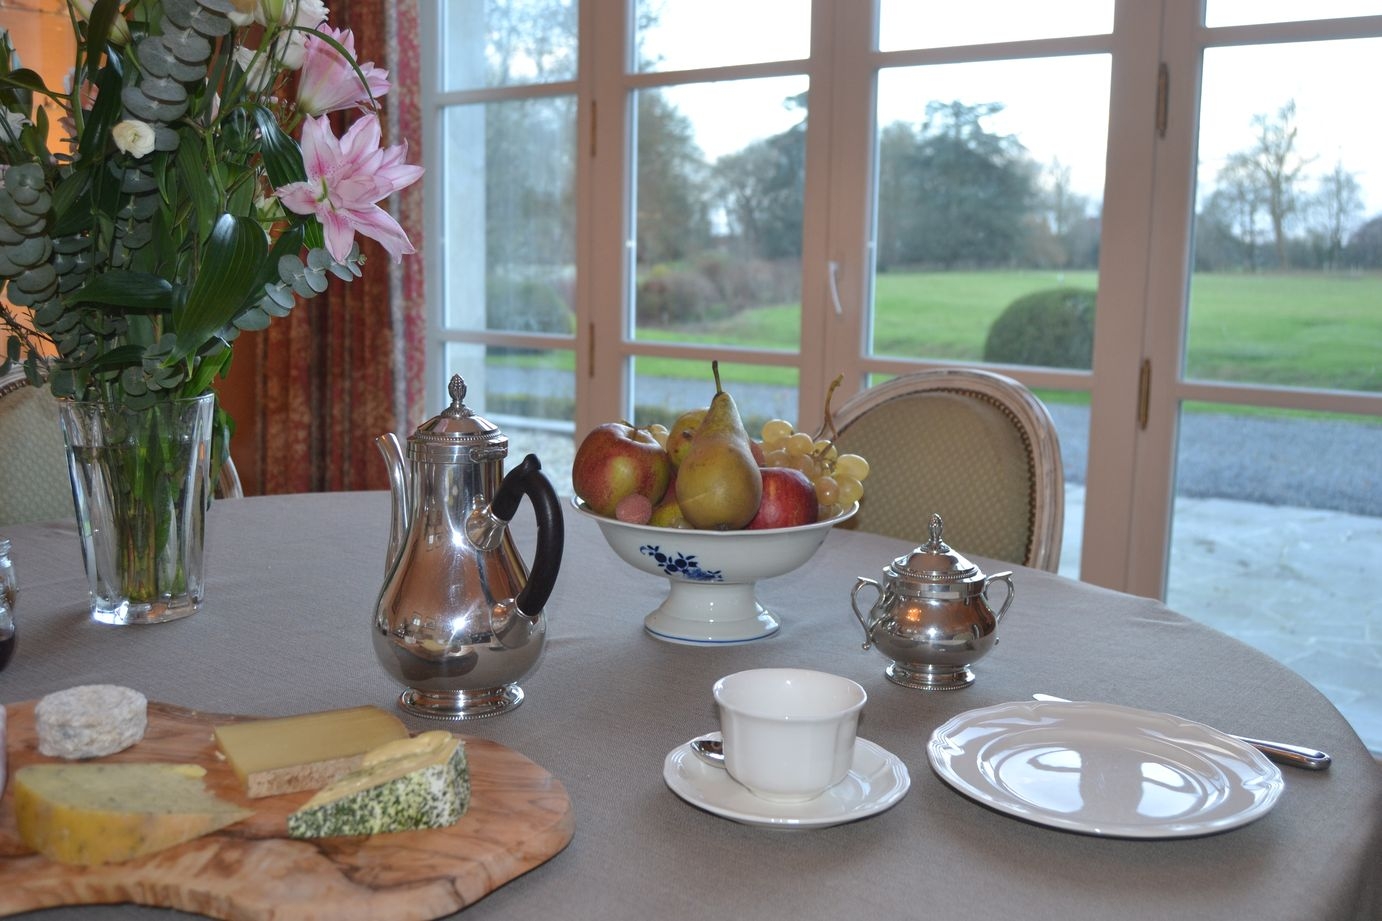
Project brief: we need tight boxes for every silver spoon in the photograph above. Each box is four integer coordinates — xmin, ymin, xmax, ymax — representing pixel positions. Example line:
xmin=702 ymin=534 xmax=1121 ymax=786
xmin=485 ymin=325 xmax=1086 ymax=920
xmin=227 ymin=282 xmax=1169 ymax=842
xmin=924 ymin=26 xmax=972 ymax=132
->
xmin=1032 ymin=694 xmax=1331 ymax=771
xmin=689 ymin=734 xmax=726 ymax=767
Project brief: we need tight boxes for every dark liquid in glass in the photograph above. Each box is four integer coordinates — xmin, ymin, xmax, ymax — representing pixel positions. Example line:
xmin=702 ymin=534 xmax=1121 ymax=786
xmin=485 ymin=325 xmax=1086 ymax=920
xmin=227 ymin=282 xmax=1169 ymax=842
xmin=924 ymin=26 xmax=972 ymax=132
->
xmin=0 ymin=631 xmax=13 ymax=671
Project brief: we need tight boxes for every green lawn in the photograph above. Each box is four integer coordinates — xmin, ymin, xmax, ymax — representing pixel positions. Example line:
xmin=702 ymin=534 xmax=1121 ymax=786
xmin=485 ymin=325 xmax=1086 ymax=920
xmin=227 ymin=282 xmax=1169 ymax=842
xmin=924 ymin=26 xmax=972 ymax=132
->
xmin=502 ymin=269 xmax=1382 ymax=395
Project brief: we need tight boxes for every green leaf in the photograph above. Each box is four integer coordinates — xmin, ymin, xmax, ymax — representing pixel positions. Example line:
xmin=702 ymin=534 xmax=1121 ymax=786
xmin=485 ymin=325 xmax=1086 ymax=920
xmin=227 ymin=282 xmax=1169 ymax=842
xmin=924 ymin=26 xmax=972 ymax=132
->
xmin=184 ymin=344 xmax=231 ymax=396
xmin=173 ymin=126 xmax=222 ymax=243
xmin=170 ymin=213 xmax=267 ymax=361
xmin=0 ymin=68 xmax=52 ymax=96
xmin=85 ymin=0 xmax=124 ymax=60
xmin=78 ymin=57 xmax=123 ymax=165
xmin=65 ymin=273 xmax=175 ymax=313
xmin=51 ymin=171 xmax=95 ymax=238
xmin=253 ymin=105 xmax=307 ymax=187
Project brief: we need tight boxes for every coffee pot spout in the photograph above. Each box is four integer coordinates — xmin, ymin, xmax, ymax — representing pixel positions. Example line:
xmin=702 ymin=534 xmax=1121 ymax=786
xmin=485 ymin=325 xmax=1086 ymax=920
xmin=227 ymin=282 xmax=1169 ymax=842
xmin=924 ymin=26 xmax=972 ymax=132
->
xmin=376 ymin=432 xmax=409 ymax=574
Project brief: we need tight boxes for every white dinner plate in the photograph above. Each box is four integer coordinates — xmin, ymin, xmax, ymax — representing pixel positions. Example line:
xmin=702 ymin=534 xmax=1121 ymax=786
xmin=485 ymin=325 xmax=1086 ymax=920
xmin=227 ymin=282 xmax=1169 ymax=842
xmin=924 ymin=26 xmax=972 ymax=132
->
xmin=663 ymin=733 xmax=910 ymax=829
xmin=927 ymin=700 xmax=1284 ymax=838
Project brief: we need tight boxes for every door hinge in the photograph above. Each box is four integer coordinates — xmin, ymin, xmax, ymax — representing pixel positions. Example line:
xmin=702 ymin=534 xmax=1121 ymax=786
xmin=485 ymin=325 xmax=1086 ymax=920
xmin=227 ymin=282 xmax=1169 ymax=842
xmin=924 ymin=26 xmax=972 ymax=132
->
xmin=589 ymin=100 xmax=597 ymax=158
xmin=1155 ymin=63 xmax=1169 ymax=138
xmin=1137 ymin=359 xmax=1152 ymax=430
xmin=587 ymin=321 xmax=595 ymax=377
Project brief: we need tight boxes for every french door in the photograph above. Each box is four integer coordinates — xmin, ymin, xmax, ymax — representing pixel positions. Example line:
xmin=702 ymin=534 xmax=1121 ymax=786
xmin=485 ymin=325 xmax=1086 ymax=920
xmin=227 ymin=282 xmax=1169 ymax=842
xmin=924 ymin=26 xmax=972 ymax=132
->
xmin=421 ymin=0 xmax=1382 ymax=615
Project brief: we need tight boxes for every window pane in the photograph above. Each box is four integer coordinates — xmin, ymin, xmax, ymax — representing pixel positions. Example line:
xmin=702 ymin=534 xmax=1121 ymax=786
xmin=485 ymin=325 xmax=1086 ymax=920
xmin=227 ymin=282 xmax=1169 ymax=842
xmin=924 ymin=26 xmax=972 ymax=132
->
xmin=872 ymin=56 xmax=1109 ymax=369
xmin=634 ymin=0 xmax=810 ymax=72
xmin=1190 ymin=40 xmax=1381 ymax=391
xmin=1205 ymin=1 xmax=1382 ymax=28
xmin=878 ymin=1 xmax=1113 ymax=51
xmin=442 ymin=343 xmax=576 ymax=492
xmin=629 ymin=357 xmax=800 ymax=439
xmin=440 ymin=97 xmax=577 ymax=335
xmin=440 ymin=0 xmax=578 ymax=92
xmin=631 ymin=79 xmax=808 ymax=348
xmin=1166 ymin=404 xmax=1382 ymax=752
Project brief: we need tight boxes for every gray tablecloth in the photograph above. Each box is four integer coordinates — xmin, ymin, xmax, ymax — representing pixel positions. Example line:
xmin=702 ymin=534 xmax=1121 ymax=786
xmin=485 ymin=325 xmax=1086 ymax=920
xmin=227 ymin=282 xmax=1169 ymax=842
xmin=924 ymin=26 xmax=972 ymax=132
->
xmin=2 ymin=492 xmax=1379 ymax=921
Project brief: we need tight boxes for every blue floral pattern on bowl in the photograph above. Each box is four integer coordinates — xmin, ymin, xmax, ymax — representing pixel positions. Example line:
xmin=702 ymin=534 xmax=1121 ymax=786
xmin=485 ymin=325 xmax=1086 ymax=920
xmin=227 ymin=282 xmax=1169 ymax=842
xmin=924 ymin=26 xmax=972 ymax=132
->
xmin=640 ymin=545 xmax=723 ymax=582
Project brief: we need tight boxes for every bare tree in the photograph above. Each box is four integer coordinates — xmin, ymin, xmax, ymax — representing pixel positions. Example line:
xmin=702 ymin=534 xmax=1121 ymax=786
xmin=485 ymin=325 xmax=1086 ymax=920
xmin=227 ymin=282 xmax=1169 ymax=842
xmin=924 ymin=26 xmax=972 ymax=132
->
xmin=1212 ymin=155 xmax=1268 ymax=270
xmin=1312 ymin=159 xmax=1364 ymax=270
xmin=1230 ymin=100 xmax=1315 ymax=269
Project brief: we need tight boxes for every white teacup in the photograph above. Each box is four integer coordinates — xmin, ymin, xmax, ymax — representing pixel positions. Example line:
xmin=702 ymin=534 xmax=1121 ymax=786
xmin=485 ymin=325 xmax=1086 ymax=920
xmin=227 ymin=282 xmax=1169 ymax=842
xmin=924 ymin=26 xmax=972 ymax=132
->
xmin=713 ymin=668 xmax=867 ymax=802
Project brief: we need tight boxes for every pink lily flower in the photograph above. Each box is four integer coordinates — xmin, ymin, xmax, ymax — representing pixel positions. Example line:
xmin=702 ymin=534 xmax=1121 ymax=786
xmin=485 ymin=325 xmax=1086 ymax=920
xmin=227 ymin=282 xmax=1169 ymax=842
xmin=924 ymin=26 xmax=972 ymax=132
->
xmin=297 ymin=26 xmax=391 ymax=116
xmin=275 ymin=113 xmax=424 ymax=264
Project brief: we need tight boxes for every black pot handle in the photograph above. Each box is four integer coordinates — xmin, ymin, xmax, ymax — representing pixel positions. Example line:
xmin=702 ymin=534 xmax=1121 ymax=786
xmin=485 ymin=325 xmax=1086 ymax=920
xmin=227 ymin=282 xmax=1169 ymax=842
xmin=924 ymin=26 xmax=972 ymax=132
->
xmin=492 ymin=454 xmax=564 ymax=619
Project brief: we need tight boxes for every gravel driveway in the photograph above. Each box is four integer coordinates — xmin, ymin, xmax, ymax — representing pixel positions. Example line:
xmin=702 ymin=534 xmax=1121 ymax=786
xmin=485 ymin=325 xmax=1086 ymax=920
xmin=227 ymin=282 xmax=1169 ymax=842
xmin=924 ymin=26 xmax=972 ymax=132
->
xmin=487 ymin=368 xmax=1381 ymax=517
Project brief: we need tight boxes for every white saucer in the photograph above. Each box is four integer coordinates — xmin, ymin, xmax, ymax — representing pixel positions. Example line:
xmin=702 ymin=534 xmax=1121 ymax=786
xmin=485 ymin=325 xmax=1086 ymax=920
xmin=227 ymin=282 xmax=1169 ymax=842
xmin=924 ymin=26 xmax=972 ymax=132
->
xmin=663 ymin=733 xmax=910 ymax=828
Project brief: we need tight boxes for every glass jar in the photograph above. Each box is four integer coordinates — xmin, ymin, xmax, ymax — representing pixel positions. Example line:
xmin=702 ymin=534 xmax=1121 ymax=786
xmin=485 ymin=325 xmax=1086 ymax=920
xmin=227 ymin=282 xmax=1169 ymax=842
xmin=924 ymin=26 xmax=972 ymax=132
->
xmin=0 ymin=537 xmax=14 ymax=671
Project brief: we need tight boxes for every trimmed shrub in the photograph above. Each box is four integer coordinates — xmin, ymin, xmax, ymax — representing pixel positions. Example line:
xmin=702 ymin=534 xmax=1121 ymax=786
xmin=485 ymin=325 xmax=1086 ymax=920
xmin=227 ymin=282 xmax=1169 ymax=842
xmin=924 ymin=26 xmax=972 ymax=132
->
xmin=983 ymin=287 xmax=1095 ymax=370
xmin=636 ymin=264 xmax=723 ymax=326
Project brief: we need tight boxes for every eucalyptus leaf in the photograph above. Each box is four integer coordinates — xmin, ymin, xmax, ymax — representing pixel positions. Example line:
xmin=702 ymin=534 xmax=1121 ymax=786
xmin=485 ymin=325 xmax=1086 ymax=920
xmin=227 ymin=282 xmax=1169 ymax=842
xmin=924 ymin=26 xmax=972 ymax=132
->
xmin=234 ymin=307 xmax=271 ymax=331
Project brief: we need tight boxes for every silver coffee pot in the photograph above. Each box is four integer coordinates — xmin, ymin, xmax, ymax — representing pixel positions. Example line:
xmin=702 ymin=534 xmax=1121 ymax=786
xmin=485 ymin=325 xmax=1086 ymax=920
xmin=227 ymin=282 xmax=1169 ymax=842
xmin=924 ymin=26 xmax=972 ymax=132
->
xmin=850 ymin=514 xmax=1013 ymax=690
xmin=374 ymin=374 xmax=564 ymax=720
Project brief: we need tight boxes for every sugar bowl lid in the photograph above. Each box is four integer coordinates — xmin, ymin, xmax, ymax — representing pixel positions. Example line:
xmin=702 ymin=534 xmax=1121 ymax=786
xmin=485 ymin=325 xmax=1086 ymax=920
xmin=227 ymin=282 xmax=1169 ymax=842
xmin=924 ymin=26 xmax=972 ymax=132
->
xmin=408 ymin=374 xmax=508 ymax=459
xmin=889 ymin=514 xmax=982 ymax=585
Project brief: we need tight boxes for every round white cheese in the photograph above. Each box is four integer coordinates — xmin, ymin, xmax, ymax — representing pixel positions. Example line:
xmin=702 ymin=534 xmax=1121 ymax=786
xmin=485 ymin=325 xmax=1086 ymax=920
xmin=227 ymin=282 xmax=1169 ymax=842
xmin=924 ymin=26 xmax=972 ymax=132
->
xmin=35 ymin=685 xmax=147 ymax=759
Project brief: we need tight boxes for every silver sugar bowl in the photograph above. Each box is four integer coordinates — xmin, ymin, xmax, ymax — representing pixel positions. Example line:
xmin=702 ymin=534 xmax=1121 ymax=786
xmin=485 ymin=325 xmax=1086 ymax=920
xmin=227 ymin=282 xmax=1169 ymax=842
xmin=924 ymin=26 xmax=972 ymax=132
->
xmin=850 ymin=514 xmax=1014 ymax=690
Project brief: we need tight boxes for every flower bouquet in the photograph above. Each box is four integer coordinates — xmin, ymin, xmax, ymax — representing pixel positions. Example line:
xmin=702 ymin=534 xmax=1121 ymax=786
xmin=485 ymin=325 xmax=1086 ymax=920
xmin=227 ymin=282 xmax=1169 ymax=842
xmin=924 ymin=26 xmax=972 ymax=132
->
xmin=0 ymin=0 xmax=422 ymax=623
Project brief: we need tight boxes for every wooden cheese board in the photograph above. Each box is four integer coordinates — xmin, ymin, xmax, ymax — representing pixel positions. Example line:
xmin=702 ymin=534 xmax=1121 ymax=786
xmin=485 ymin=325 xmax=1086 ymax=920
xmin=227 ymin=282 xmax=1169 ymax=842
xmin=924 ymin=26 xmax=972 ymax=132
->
xmin=0 ymin=700 xmax=574 ymax=920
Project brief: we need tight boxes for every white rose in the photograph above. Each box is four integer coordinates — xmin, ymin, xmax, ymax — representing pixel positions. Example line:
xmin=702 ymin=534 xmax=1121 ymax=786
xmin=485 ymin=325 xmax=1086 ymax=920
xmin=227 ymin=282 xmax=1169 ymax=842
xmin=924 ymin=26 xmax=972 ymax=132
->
xmin=256 ymin=0 xmax=328 ymax=28
xmin=111 ymin=119 xmax=156 ymax=158
xmin=234 ymin=46 xmax=276 ymax=93
xmin=273 ymin=30 xmax=310 ymax=71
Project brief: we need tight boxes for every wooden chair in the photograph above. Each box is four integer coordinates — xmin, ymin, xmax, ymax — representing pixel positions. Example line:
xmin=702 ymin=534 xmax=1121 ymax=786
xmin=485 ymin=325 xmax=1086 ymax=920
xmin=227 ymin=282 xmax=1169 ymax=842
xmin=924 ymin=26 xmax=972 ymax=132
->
xmin=831 ymin=368 xmax=1065 ymax=572
xmin=0 ymin=366 xmax=243 ymax=528
xmin=0 ymin=365 xmax=75 ymax=527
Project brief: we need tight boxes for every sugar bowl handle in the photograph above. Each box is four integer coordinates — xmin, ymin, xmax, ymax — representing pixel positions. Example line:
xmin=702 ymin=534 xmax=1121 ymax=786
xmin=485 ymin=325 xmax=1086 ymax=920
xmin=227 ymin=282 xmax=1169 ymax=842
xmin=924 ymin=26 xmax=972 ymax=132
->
xmin=982 ymin=571 xmax=1015 ymax=623
xmin=850 ymin=577 xmax=883 ymax=650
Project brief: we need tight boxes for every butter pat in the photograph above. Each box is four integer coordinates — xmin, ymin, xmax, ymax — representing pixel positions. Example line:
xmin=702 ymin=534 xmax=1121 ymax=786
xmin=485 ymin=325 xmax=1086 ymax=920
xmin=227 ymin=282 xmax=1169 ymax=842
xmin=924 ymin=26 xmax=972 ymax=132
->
xmin=288 ymin=731 xmax=470 ymax=839
xmin=214 ymin=705 xmax=410 ymax=798
xmin=13 ymin=762 xmax=252 ymax=865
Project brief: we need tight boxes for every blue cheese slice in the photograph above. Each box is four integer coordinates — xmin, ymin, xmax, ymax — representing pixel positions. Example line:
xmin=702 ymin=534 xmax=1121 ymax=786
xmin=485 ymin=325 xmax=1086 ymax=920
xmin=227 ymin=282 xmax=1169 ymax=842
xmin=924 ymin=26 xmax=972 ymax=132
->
xmin=35 ymin=685 xmax=147 ymax=759
xmin=287 ymin=731 xmax=470 ymax=839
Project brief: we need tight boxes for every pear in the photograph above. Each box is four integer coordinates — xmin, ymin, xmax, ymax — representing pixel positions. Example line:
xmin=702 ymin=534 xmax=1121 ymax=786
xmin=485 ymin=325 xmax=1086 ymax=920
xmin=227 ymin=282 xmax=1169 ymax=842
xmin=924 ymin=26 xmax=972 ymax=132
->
xmin=675 ymin=362 xmax=763 ymax=530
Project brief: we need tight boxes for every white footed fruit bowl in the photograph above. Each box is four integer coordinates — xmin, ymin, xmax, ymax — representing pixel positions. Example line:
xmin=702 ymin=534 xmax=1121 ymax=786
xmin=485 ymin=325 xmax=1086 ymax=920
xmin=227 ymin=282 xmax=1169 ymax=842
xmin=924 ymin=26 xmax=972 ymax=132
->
xmin=572 ymin=497 xmax=857 ymax=645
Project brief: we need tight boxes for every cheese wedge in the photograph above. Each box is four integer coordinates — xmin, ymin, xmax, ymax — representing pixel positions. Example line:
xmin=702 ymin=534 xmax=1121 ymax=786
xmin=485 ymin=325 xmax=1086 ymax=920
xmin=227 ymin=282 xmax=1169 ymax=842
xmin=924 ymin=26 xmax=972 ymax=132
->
xmin=214 ymin=705 xmax=410 ymax=798
xmin=287 ymin=731 xmax=470 ymax=839
xmin=13 ymin=762 xmax=253 ymax=866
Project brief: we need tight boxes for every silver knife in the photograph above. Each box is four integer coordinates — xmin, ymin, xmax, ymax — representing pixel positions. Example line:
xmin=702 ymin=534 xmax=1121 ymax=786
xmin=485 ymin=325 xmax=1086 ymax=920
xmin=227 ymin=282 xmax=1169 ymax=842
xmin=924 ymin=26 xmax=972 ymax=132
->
xmin=1032 ymin=694 xmax=1332 ymax=771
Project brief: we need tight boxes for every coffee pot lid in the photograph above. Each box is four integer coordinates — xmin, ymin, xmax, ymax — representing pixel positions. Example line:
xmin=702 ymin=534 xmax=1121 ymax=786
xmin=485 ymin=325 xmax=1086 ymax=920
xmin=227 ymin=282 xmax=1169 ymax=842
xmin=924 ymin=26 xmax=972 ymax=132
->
xmin=891 ymin=514 xmax=981 ymax=583
xmin=409 ymin=374 xmax=508 ymax=454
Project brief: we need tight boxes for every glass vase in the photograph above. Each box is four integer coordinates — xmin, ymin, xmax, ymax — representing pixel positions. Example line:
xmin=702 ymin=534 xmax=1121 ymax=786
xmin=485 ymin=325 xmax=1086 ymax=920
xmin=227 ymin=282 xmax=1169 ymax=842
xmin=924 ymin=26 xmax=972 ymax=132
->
xmin=59 ymin=393 xmax=215 ymax=626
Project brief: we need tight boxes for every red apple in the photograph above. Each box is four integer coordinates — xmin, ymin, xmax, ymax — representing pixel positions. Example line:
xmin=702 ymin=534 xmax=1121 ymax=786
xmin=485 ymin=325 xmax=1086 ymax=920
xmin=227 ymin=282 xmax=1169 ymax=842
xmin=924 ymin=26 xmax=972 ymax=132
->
xmin=572 ymin=422 xmax=672 ymax=517
xmin=746 ymin=467 xmax=819 ymax=529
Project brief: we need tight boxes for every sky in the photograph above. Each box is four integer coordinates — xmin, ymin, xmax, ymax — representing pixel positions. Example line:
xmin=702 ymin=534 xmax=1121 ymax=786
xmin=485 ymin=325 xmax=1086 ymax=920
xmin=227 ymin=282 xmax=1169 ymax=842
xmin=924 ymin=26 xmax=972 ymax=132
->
xmin=637 ymin=0 xmax=1382 ymax=218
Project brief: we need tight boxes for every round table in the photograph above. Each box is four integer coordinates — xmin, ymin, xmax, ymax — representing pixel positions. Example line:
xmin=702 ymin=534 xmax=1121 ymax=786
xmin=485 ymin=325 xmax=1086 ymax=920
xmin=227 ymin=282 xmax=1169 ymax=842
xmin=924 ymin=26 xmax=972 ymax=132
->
xmin=1 ymin=492 xmax=1379 ymax=921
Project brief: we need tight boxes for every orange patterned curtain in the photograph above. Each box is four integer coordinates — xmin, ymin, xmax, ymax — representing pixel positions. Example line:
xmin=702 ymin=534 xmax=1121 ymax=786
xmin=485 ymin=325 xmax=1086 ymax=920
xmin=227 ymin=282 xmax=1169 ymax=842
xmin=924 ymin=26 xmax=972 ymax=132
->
xmin=254 ymin=0 xmax=426 ymax=494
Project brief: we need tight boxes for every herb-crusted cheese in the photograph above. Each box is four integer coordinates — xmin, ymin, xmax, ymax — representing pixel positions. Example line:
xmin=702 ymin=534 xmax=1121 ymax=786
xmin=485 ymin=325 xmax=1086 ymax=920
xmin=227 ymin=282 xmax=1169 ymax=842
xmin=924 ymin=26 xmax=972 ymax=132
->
xmin=35 ymin=685 xmax=147 ymax=759
xmin=14 ymin=762 xmax=253 ymax=865
xmin=287 ymin=731 xmax=470 ymax=839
